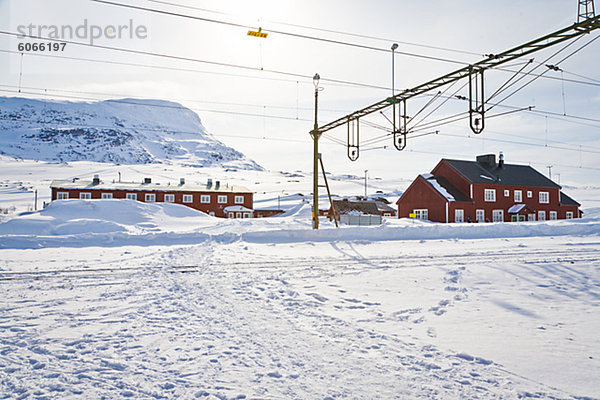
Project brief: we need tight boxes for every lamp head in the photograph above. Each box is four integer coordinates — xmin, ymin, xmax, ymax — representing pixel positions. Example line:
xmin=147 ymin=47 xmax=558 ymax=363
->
xmin=391 ymin=43 xmax=399 ymax=51
xmin=313 ymin=73 xmax=320 ymax=88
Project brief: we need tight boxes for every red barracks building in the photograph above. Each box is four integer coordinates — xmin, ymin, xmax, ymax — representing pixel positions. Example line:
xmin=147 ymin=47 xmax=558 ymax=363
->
xmin=397 ymin=153 xmax=581 ymax=223
xmin=50 ymin=176 xmax=254 ymax=218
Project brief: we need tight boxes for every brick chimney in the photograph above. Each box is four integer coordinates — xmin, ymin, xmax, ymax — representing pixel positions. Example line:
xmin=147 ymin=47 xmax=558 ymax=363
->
xmin=476 ymin=154 xmax=496 ymax=169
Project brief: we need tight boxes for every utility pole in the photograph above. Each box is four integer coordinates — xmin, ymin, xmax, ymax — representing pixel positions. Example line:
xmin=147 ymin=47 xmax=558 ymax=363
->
xmin=547 ymin=165 xmax=553 ymax=180
xmin=364 ymin=170 xmax=368 ymax=198
xmin=311 ymin=73 xmax=321 ymax=229
xmin=391 ymin=43 xmax=398 ymax=131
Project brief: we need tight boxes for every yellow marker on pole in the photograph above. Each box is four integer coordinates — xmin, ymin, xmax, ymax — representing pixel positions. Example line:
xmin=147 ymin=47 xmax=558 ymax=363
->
xmin=409 ymin=213 xmax=416 ymax=218
xmin=247 ymin=27 xmax=268 ymax=38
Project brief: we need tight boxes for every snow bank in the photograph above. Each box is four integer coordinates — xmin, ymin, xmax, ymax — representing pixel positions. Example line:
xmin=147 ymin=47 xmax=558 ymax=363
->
xmin=0 ymin=199 xmax=212 ymax=238
xmin=1 ymin=200 xmax=599 ymax=249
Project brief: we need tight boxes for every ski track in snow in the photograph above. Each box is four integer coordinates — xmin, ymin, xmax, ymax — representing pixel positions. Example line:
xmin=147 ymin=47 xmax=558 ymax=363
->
xmin=1 ymin=241 xmax=599 ymax=399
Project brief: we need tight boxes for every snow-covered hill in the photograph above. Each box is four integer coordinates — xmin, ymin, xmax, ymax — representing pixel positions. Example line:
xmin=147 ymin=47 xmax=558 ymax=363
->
xmin=0 ymin=97 xmax=262 ymax=170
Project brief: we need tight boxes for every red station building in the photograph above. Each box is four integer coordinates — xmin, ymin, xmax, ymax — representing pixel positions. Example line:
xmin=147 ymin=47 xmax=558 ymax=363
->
xmin=397 ymin=154 xmax=581 ymax=223
xmin=50 ymin=176 xmax=254 ymax=218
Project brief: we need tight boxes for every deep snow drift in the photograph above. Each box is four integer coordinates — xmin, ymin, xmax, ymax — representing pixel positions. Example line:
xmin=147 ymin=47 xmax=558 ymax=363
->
xmin=1 ymin=199 xmax=599 ymax=249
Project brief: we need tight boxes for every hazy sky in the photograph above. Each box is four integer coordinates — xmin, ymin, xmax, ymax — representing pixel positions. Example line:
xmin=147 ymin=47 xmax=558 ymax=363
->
xmin=1 ymin=0 xmax=599 ymax=185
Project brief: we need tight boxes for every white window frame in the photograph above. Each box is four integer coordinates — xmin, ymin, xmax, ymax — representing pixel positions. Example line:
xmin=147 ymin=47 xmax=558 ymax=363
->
xmin=126 ymin=193 xmax=137 ymax=201
xmin=414 ymin=209 xmax=428 ymax=220
xmin=566 ymin=211 xmax=574 ymax=219
xmin=234 ymin=195 xmax=244 ymax=204
xmin=514 ymin=190 xmax=522 ymax=203
xmin=201 ymin=195 xmax=211 ymax=204
xmin=549 ymin=211 xmax=557 ymax=220
xmin=145 ymin=193 xmax=156 ymax=202
xmin=527 ymin=190 xmax=533 ymax=198
xmin=539 ymin=191 xmax=549 ymax=204
xmin=492 ymin=209 xmax=504 ymax=222
xmin=101 ymin=193 xmax=113 ymax=199
xmin=504 ymin=190 xmax=510 ymax=197
xmin=228 ymin=212 xmax=234 ymax=218
xmin=476 ymin=209 xmax=485 ymax=223
xmin=218 ymin=195 xmax=227 ymax=204
xmin=57 ymin=192 xmax=69 ymax=200
xmin=538 ymin=210 xmax=546 ymax=221
xmin=484 ymin=189 xmax=496 ymax=202
xmin=528 ymin=213 xmax=536 ymax=221
xmin=455 ymin=209 xmax=464 ymax=223
xmin=80 ymin=192 xmax=91 ymax=199
xmin=243 ymin=212 xmax=250 ymax=218
xmin=183 ymin=194 xmax=193 ymax=203
xmin=236 ymin=212 xmax=242 ymax=218
xmin=164 ymin=194 xmax=175 ymax=203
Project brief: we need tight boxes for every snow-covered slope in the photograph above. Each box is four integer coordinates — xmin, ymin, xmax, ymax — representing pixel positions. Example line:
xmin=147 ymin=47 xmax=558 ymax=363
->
xmin=0 ymin=97 xmax=262 ymax=170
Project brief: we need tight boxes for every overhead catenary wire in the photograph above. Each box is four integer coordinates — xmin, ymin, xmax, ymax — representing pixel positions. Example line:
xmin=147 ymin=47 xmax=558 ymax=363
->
xmin=3 ymin=77 xmax=599 ymax=132
xmin=143 ymin=0 xmax=484 ymax=58
xmin=0 ymin=31 xmax=392 ymax=91
xmin=142 ymin=0 xmax=600 ymax=90
xmin=90 ymin=0 xmax=600 ymax=88
xmin=0 ymin=83 xmax=352 ymax=114
xmin=488 ymin=33 xmax=600 ymax=112
xmin=89 ymin=0 xmax=473 ymax=66
xmin=0 ymin=88 xmax=315 ymax=122
xmin=4 ymin=83 xmax=600 ymax=155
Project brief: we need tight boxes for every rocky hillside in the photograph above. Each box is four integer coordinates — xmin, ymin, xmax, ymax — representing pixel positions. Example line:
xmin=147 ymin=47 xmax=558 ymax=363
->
xmin=0 ymin=97 xmax=262 ymax=170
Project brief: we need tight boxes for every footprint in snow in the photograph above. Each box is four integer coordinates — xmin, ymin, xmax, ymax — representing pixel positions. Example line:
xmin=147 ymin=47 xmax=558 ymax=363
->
xmin=306 ymin=293 xmax=328 ymax=302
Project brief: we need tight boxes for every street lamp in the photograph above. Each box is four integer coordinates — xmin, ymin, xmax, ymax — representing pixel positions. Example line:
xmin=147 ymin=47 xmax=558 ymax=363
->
xmin=311 ymin=73 xmax=321 ymax=229
xmin=391 ymin=43 xmax=398 ymax=130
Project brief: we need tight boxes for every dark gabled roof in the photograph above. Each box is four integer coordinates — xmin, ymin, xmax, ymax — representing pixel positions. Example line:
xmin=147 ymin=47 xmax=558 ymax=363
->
xmin=374 ymin=201 xmax=396 ymax=213
xmin=332 ymin=200 xmax=380 ymax=215
xmin=560 ymin=191 xmax=581 ymax=206
xmin=422 ymin=175 xmax=472 ymax=202
xmin=442 ymin=159 xmax=561 ymax=188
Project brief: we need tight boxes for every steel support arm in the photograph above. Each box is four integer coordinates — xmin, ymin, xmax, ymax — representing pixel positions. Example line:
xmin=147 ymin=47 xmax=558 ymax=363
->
xmin=317 ymin=15 xmax=600 ymax=135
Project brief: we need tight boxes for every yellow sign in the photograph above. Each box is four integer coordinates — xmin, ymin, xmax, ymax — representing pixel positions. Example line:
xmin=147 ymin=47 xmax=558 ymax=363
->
xmin=247 ymin=28 xmax=268 ymax=38
xmin=409 ymin=213 xmax=416 ymax=218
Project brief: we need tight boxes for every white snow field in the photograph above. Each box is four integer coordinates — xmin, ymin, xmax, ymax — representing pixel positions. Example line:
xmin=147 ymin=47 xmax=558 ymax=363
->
xmin=1 ymin=198 xmax=600 ymax=399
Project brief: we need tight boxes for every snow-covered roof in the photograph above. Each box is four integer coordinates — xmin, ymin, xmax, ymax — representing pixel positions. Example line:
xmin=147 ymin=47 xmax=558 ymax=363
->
xmin=508 ymin=204 xmax=526 ymax=213
xmin=421 ymin=174 xmax=455 ymax=201
xmin=224 ymin=205 xmax=253 ymax=213
xmin=50 ymin=179 xmax=252 ymax=193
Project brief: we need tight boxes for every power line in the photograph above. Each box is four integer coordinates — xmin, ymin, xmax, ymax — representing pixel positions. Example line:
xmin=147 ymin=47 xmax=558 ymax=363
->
xmin=0 ymin=88 xmax=312 ymax=122
xmin=143 ymin=0 xmax=485 ymax=58
xmin=90 ymin=0 xmax=473 ymax=66
xmin=364 ymin=146 xmax=600 ymax=172
xmin=0 ymin=31 xmax=389 ymax=91
xmin=4 ymin=78 xmax=599 ymax=152
xmin=0 ymin=83 xmax=351 ymax=114
xmin=0 ymin=104 xmax=322 ymax=146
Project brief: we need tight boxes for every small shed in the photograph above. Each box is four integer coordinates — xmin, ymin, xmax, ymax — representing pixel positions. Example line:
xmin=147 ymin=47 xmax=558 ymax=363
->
xmin=331 ymin=200 xmax=382 ymax=226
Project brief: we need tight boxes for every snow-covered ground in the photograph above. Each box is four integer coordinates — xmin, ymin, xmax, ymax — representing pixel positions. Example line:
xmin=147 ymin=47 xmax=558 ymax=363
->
xmin=1 ymin=157 xmax=599 ymax=399
xmin=1 ymin=197 xmax=599 ymax=398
